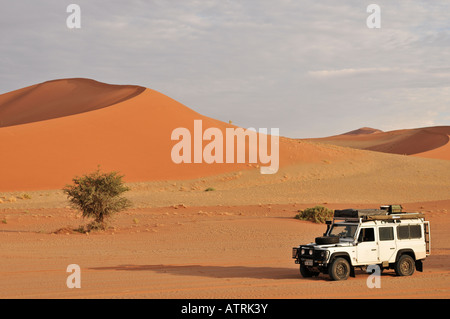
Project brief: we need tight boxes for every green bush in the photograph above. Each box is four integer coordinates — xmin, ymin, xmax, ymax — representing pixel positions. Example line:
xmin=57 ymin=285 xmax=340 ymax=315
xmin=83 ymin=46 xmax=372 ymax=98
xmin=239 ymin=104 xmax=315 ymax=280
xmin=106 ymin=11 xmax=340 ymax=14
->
xmin=63 ymin=168 xmax=132 ymax=229
xmin=295 ymin=206 xmax=334 ymax=223
xmin=204 ymin=187 xmax=216 ymax=192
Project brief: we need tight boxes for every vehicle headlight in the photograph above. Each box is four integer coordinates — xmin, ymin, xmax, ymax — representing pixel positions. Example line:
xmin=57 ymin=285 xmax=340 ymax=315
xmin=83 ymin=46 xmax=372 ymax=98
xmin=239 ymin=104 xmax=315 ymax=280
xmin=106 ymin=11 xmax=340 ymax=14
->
xmin=319 ymin=250 xmax=329 ymax=260
xmin=301 ymin=249 xmax=305 ymax=255
xmin=309 ymin=249 xmax=313 ymax=255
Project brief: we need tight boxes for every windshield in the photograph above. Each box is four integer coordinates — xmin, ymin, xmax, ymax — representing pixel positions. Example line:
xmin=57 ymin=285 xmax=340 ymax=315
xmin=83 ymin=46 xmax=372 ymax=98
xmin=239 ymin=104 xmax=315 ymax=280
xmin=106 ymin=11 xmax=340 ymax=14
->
xmin=329 ymin=224 xmax=358 ymax=239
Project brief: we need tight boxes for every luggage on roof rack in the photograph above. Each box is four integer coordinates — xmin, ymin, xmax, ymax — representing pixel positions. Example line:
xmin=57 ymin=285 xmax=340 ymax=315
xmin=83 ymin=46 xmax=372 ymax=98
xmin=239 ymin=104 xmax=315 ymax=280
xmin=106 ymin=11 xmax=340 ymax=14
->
xmin=334 ymin=209 xmax=387 ymax=219
xmin=380 ymin=204 xmax=403 ymax=214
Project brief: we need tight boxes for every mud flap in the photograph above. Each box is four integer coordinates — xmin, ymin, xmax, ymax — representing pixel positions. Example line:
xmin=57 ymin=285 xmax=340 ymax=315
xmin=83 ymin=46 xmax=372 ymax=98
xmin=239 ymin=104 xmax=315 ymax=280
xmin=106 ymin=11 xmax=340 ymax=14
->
xmin=415 ymin=260 xmax=423 ymax=272
xmin=350 ymin=266 xmax=355 ymax=278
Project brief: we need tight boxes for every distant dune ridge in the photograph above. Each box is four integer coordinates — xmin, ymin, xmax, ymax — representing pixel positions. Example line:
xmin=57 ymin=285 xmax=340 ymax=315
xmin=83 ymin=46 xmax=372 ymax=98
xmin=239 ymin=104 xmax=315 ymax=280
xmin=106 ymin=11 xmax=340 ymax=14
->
xmin=312 ymin=126 xmax=450 ymax=159
xmin=341 ymin=127 xmax=383 ymax=135
xmin=0 ymin=78 xmax=449 ymax=192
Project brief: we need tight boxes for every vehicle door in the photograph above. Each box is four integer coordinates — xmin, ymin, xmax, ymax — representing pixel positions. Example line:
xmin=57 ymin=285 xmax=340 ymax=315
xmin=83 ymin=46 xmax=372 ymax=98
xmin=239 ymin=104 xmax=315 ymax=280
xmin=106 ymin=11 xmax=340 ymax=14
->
xmin=378 ymin=226 xmax=396 ymax=263
xmin=356 ymin=227 xmax=379 ymax=264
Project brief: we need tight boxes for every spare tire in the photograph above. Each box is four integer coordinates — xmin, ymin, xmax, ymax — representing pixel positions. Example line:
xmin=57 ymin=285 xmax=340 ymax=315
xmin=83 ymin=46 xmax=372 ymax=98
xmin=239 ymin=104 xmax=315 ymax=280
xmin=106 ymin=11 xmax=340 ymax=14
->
xmin=315 ymin=236 xmax=339 ymax=245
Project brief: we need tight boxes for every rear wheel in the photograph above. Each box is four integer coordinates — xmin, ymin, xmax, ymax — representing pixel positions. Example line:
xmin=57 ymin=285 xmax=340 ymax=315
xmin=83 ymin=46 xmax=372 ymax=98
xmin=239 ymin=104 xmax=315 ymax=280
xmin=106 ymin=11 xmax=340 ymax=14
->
xmin=395 ymin=255 xmax=415 ymax=276
xmin=329 ymin=257 xmax=350 ymax=281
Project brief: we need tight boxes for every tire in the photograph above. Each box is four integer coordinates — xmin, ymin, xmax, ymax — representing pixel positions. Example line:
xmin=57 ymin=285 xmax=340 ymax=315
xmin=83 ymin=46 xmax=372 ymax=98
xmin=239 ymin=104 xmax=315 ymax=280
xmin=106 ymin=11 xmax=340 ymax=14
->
xmin=300 ymin=265 xmax=319 ymax=278
xmin=315 ymin=236 xmax=339 ymax=245
xmin=300 ymin=265 xmax=313 ymax=278
xmin=395 ymin=254 xmax=415 ymax=276
xmin=329 ymin=257 xmax=351 ymax=281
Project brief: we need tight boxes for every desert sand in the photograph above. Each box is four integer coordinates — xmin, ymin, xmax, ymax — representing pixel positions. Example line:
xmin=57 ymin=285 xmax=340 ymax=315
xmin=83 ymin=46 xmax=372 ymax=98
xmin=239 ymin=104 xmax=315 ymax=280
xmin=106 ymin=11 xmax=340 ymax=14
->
xmin=0 ymin=79 xmax=449 ymax=299
xmin=1 ymin=201 xmax=449 ymax=299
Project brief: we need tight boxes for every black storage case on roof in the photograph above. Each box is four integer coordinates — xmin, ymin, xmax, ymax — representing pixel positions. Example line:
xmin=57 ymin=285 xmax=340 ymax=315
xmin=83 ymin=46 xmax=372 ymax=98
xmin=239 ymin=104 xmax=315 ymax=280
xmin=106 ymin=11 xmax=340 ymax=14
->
xmin=334 ymin=209 xmax=388 ymax=218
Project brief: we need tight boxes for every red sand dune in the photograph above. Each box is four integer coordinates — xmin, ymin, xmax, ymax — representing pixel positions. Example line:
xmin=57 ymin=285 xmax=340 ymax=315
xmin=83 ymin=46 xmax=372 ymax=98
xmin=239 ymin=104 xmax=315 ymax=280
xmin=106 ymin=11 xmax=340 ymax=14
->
xmin=0 ymin=78 xmax=330 ymax=191
xmin=313 ymin=126 xmax=450 ymax=160
xmin=413 ymin=136 xmax=450 ymax=160
xmin=341 ymin=127 xmax=383 ymax=135
xmin=0 ymin=78 xmax=145 ymax=128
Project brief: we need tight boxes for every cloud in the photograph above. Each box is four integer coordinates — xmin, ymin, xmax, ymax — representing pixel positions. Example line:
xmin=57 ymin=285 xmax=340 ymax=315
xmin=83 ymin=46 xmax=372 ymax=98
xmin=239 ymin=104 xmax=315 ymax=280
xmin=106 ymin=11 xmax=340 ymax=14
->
xmin=307 ymin=67 xmax=416 ymax=78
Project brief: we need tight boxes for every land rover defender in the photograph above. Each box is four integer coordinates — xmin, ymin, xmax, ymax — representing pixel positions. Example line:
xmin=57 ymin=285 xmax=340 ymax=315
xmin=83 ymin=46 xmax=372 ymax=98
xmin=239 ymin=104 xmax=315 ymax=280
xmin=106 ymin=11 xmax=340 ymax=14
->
xmin=292 ymin=205 xmax=431 ymax=281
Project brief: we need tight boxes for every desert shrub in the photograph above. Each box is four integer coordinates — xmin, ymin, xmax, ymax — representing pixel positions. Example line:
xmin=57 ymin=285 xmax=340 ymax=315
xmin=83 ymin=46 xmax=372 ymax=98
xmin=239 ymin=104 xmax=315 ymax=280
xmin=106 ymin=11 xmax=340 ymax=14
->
xmin=22 ymin=193 xmax=32 ymax=200
xmin=63 ymin=168 xmax=132 ymax=230
xmin=74 ymin=225 xmax=87 ymax=234
xmin=204 ymin=187 xmax=216 ymax=192
xmin=295 ymin=206 xmax=334 ymax=223
xmin=86 ymin=221 xmax=108 ymax=232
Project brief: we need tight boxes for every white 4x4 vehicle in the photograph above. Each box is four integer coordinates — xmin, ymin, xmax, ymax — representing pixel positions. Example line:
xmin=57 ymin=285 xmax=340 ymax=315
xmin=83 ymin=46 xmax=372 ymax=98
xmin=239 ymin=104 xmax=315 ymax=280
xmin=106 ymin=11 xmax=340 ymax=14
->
xmin=292 ymin=205 xmax=431 ymax=281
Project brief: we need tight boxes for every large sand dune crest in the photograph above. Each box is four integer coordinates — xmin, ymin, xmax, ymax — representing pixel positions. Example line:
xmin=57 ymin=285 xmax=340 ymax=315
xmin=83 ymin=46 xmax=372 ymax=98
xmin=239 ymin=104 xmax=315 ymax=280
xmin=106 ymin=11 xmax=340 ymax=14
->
xmin=0 ymin=86 xmax=245 ymax=191
xmin=0 ymin=78 xmax=372 ymax=191
xmin=0 ymin=78 xmax=145 ymax=128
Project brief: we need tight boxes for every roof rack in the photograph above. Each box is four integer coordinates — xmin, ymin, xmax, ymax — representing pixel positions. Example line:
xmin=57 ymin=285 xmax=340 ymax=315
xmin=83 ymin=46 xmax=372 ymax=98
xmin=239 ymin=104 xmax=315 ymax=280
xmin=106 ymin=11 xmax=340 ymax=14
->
xmin=362 ymin=212 xmax=425 ymax=221
xmin=333 ymin=205 xmax=425 ymax=222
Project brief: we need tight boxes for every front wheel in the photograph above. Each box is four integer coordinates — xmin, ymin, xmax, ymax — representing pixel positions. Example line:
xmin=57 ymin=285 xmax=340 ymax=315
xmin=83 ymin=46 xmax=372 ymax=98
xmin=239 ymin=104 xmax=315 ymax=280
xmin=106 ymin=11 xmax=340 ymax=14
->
xmin=395 ymin=255 xmax=415 ymax=276
xmin=300 ymin=265 xmax=319 ymax=278
xmin=300 ymin=265 xmax=313 ymax=277
xmin=328 ymin=257 xmax=351 ymax=281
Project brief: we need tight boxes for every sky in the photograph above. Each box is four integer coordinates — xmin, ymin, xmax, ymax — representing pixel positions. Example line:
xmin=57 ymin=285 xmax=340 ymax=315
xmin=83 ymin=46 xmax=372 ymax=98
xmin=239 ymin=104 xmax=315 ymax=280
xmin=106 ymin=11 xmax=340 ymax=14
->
xmin=1 ymin=0 xmax=449 ymax=138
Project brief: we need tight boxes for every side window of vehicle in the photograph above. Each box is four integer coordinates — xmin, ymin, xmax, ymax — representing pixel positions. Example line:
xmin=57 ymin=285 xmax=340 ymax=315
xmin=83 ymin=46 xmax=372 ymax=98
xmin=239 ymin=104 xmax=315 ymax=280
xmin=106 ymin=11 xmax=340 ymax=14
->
xmin=358 ymin=227 xmax=375 ymax=242
xmin=398 ymin=225 xmax=409 ymax=239
xmin=379 ymin=227 xmax=394 ymax=241
xmin=410 ymin=225 xmax=422 ymax=238
xmin=398 ymin=225 xmax=422 ymax=239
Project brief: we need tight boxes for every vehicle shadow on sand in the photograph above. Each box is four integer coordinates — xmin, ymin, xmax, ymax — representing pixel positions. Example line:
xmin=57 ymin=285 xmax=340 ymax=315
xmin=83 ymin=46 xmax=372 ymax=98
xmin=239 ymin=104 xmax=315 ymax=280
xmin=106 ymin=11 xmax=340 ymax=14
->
xmin=89 ymin=264 xmax=401 ymax=281
xmin=89 ymin=264 xmax=302 ymax=280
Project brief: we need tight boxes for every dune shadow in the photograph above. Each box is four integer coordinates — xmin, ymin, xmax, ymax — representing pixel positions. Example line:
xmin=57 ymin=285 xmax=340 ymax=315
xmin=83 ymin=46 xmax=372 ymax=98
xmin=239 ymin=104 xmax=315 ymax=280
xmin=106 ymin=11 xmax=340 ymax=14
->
xmin=89 ymin=264 xmax=300 ymax=280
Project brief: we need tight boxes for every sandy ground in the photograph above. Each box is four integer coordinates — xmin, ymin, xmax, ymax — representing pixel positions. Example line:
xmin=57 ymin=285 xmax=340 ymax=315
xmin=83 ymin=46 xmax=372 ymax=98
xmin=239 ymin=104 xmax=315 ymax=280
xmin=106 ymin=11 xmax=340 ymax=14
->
xmin=1 ymin=148 xmax=449 ymax=210
xmin=1 ymin=198 xmax=449 ymax=299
